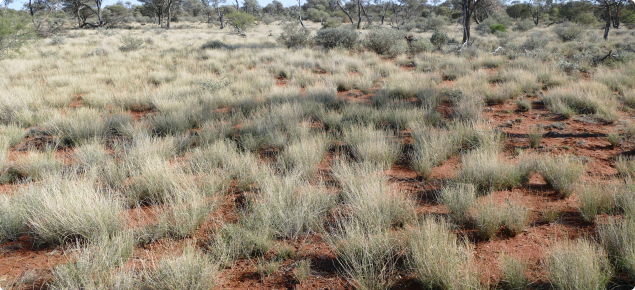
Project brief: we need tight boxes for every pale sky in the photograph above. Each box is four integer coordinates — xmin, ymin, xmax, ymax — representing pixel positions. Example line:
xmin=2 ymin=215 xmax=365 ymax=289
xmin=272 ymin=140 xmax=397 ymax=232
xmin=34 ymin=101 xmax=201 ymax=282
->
xmin=6 ymin=0 xmax=298 ymax=11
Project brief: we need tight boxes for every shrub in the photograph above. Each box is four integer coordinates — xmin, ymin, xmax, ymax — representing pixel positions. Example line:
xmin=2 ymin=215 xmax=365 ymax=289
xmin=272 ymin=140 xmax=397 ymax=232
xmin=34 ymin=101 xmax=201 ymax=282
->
xmin=514 ymin=19 xmax=534 ymax=31
xmin=417 ymin=13 xmax=447 ymax=31
xmin=537 ymin=154 xmax=585 ymax=197
xmin=119 ymin=34 xmax=144 ymax=51
xmin=364 ymin=28 xmax=407 ymax=56
xmin=407 ymin=218 xmax=478 ymax=289
xmin=226 ymin=11 xmax=256 ymax=31
xmin=522 ymin=32 xmax=550 ymax=50
xmin=0 ymin=12 xmax=36 ymax=59
xmin=553 ymin=23 xmax=583 ymax=42
xmin=314 ymin=27 xmax=358 ymax=49
xmin=490 ymin=24 xmax=507 ymax=33
xmin=437 ymin=183 xmax=476 ymax=224
xmin=430 ymin=30 xmax=448 ymax=49
xmin=546 ymin=239 xmax=611 ymax=290
xmin=408 ymin=38 xmax=434 ymax=54
xmin=50 ymin=35 xmax=67 ymax=45
xmin=277 ymin=23 xmax=311 ymax=48
xmin=201 ymin=39 xmax=230 ymax=49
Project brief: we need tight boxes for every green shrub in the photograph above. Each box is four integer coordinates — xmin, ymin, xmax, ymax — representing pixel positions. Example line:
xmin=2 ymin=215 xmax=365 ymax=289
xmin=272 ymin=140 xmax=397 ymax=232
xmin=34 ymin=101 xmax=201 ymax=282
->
xmin=514 ymin=19 xmax=534 ymax=31
xmin=553 ymin=23 xmax=583 ymax=42
xmin=119 ymin=35 xmax=144 ymax=52
xmin=364 ymin=28 xmax=407 ymax=56
xmin=490 ymin=24 xmax=507 ymax=33
xmin=417 ymin=13 xmax=447 ymax=31
xmin=430 ymin=30 xmax=448 ymax=49
xmin=0 ymin=12 xmax=36 ymax=59
xmin=314 ymin=27 xmax=358 ymax=49
xmin=277 ymin=23 xmax=311 ymax=48
xmin=201 ymin=39 xmax=230 ymax=49
xmin=226 ymin=11 xmax=256 ymax=31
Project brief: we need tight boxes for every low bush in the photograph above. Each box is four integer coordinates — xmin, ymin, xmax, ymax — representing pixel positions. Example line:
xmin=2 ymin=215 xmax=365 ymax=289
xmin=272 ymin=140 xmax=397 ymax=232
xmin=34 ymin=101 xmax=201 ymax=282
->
xmin=514 ymin=19 xmax=534 ymax=31
xmin=314 ymin=27 xmax=358 ymax=50
xmin=201 ymin=39 xmax=230 ymax=49
xmin=490 ymin=24 xmax=507 ymax=34
xmin=553 ymin=23 xmax=583 ymax=42
xmin=277 ymin=24 xmax=311 ymax=48
xmin=119 ymin=34 xmax=144 ymax=52
xmin=417 ymin=13 xmax=447 ymax=31
xmin=364 ymin=28 xmax=407 ymax=56
xmin=522 ymin=32 xmax=550 ymax=50
xmin=430 ymin=30 xmax=448 ymax=49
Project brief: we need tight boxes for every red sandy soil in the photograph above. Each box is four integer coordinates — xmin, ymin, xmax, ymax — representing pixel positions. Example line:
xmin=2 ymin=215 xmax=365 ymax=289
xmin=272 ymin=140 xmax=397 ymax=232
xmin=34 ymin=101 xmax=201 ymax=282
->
xmin=2 ymin=65 xmax=635 ymax=290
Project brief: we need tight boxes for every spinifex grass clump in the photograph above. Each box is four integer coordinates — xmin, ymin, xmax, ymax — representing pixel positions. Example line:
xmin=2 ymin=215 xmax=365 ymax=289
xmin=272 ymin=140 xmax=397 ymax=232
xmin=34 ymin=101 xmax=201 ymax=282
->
xmin=598 ymin=217 xmax=635 ymax=279
xmin=546 ymin=239 xmax=611 ymax=290
xmin=537 ymin=154 xmax=585 ymax=197
xmin=407 ymin=217 xmax=478 ymax=289
xmin=437 ymin=183 xmax=476 ymax=224
xmin=456 ymin=147 xmax=530 ymax=194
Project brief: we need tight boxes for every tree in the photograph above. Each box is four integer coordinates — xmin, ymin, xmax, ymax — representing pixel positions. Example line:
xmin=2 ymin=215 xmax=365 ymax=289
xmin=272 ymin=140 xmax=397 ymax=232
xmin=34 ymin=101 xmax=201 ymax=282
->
xmin=211 ymin=0 xmax=226 ymax=28
xmin=2 ymin=0 xmax=13 ymax=8
xmin=164 ymin=0 xmax=179 ymax=29
xmin=596 ymin=0 xmax=611 ymax=40
xmin=611 ymin=0 xmax=628 ymax=28
xmin=373 ymin=0 xmax=392 ymax=24
xmin=225 ymin=10 xmax=254 ymax=31
xmin=336 ymin=0 xmax=355 ymax=25
xmin=459 ymin=0 xmax=483 ymax=43
xmin=139 ymin=0 xmax=164 ymax=25
xmin=296 ymin=0 xmax=305 ymax=27
xmin=182 ymin=0 xmax=204 ymax=16
xmin=242 ymin=0 xmax=259 ymax=15
xmin=528 ymin=0 xmax=545 ymax=25
xmin=0 ymin=11 xmax=35 ymax=59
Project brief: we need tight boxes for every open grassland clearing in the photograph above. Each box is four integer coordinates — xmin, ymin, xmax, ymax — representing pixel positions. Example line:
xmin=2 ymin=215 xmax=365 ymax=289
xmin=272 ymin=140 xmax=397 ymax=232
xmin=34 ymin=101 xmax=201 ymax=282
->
xmin=2 ymin=21 xmax=635 ymax=289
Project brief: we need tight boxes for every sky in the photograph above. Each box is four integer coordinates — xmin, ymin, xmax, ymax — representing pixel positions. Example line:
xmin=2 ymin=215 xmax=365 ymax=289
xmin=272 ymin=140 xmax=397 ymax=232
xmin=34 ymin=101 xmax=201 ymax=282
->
xmin=6 ymin=0 xmax=297 ymax=10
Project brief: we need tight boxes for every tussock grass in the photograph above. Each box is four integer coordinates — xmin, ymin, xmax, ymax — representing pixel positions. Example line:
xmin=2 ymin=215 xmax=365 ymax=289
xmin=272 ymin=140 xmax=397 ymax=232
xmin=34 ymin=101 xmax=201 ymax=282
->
xmin=456 ymin=147 xmax=529 ymax=193
xmin=473 ymin=198 xmax=504 ymax=240
xmin=143 ymin=246 xmax=218 ymax=290
xmin=21 ymin=177 xmax=124 ymax=245
xmin=542 ymin=82 xmax=619 ymax=123
xmin=498 ymin=253 xmax=529 ymax=289
xmin=327 ymin=220 xmax=401 ymax=290
xmin=545 ymin=239 xmax=611 ymax=290
xmin=537 ymin=154 xmax=585 ymax=197
xmin=50 ymin=232 xmax=136 ymax=289
xmin=409 ymin=126 xmax=460 ymax=180
xmin=0 ymin=195 xmax=25 ymax=243
xmin=578 ymin=183 xmax=619 ymax=222
xmin=1 ymin=150 xmax=63 ymax=183
xmin=279 ymin=133 xmax=330 ymax=180
xmin=598 ymin=217 xmax=635 ymax=279
xmin=407 ymin=217 xmax=478 ymax=289
xmin=332 ymin=160 xmax=414 ymax=231
xmin=343 ymin=124 xmax=401 ymax=168
xmin=249 ymin=174 xmax=335 ymax=239
xmin=615 ymin=156 xmax=635 ymax=179
xmin=437 ymin=183 xmax=476 ymax=224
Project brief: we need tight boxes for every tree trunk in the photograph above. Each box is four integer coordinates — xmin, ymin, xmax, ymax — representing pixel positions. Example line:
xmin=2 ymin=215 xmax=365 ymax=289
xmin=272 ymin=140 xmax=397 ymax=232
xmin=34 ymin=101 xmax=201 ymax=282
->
xmin=234 ymin=0 xmax=238 ymax=10
xmin=612 ymin=4 xmax=620 ymax=29
xmin=298 ymin=0 xmax=305 ymax=27
xmin=166 ymin=1 xmax=172 ymax=29
xmin=97 ymin=5 xmax=103 ymax=27
xmin=603 ymin=4 xmax=610 ymax=40
xmin=356 ymin=0 xmax=361 ymax=29
xmin=337 ymin=1 xmax=355 ymax=25
xmin=462 ymin=0 xmax=471 ymax=44
xmin=381 ymin=4 xmax=386 ymax=25
xmin=218 ymin=8 xmax=224 ymax=28
xmin=473 ymin=9 xmax=479 ymax=24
